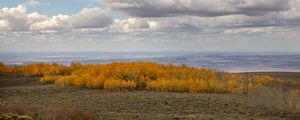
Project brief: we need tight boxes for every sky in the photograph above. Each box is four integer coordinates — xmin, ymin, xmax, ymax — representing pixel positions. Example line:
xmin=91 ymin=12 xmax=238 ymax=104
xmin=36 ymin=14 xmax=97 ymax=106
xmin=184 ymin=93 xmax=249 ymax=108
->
xmin=0 ymin=0 xmax=300 ymax=53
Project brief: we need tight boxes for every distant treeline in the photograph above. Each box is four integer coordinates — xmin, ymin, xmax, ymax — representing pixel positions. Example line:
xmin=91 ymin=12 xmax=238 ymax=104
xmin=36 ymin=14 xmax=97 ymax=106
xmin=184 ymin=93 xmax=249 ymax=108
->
xmin=1 ymin=62 xmax=287 ymax=93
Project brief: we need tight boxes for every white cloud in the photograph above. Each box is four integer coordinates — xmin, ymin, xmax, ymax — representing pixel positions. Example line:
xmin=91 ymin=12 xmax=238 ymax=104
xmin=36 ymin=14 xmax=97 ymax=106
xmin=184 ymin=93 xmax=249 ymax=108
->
xmin=101 ymin=0 xmax=291 ymax=17
xmin=1 ymin=0 xmax=300 ymax=52
xmin=27 ymin=12 xmax=48 ymax=24
xmin=111 ymin=18 xmax=157 ymax=32
xmin=282 ymin=0 xmax=300 ymax=22
xmin=2 ymin=1 xmax=300 ymax=33
xmin=69 ymin=7 xmax=112 ymax=29
xmin=0 ymin=5 xmax=112 ymax=31
xmin=0 ymin=20 xmax=9 ymax=30
xmin=99 ymin=0 xmax=300 ymax=31
xmin=0 ymin=5 xmax=29 ymax=31
xmin=22 ymin=0 xmax=41 ymax=7
xmin=29 ymin=14 xmax=69 ymax=30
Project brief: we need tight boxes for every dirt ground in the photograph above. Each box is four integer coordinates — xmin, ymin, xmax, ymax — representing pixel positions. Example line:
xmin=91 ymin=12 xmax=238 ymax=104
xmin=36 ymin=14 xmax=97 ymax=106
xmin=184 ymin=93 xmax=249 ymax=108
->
xmin=0 ymin=75 xmax=298 ymax=120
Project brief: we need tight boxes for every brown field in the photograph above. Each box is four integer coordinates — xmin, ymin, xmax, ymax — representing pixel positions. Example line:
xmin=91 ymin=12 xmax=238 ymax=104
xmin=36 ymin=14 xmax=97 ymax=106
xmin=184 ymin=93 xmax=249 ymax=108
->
xmin=1 ymin=72 xmax=300 ymax=120
xmin=241 ymin=72 xmax=300 ymax=81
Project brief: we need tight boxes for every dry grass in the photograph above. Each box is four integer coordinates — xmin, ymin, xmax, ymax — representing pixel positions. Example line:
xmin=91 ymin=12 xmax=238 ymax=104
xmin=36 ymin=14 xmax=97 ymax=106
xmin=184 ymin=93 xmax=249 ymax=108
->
xmin=287 ymin=89 xmax=300 ymax=114
xmin=0 ymin=113 xmax=32 ymax=120
xmin=248 ymin=86 xmax=300 ymax=118
xmin=0 ymin=103 xmax=95 ymax=120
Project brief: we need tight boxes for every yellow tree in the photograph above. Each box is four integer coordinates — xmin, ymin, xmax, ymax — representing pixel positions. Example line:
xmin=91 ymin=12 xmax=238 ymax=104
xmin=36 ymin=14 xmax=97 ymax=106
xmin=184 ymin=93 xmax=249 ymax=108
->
xmin=0 ymin=62 xmax=5 ymax=73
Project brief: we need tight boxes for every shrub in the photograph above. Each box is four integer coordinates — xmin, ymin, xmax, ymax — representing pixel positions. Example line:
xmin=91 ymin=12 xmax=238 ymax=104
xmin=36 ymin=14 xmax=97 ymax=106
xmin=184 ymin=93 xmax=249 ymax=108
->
xmin=146 ymin=79 xmax=209 ymax=92
xmin=0 ymin=62 xmax=282 ymax=93
xmin=40 ymin=75 xmax=58 ymax=84
xmin=287 ymin=89 xmax=300 ymax=114
xmin=104 ymin=79 xmax=136 ymax=90
xmin=0 ymin=113 xmax=32 ymax=120
xmin=248 ymin=87 xmax=300 ymax=116
xmin=0 ymin=103 xmax=94 ymax=120
xmin=253 ymin=75 xmax=275 ymax=86
xmin=86 ymin=75 xmax=106 ymax=88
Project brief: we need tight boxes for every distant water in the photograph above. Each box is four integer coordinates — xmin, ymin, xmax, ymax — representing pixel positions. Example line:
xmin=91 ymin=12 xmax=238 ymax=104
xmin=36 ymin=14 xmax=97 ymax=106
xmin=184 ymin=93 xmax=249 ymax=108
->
xmin=1 ymin=52 xmax=300 ymax=72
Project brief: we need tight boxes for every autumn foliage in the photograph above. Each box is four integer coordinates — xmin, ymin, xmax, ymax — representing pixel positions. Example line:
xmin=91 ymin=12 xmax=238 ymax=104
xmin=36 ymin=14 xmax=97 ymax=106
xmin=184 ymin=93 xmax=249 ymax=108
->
xmin=0 ymin=62 xmax=282 ymax=93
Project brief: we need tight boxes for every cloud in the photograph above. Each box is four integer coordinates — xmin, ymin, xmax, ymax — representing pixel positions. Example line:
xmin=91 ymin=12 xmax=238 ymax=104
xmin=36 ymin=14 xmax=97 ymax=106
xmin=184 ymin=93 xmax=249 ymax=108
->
xmin=110 ymin=15 xmax=281 ymax=33
xmin=282 ymin=0 xmax=300 ymax=22
xmin=1 ymin=0 xmax=300 ymax=53
xmin=110 ymin=18 xmax=158 ymax=32
xmin=98 ymin=0 xmax=300 ymax=33
xmin=0 ymin=5 xmax=29 ymax=31
xmin=29 ymin=14 xmax=69 ymax=30
xmin=2 ymin=0 xmax=300 ymax=33
xmin=0 ymin=5 xmax=113 ymax=31
xmin=22 ymin=0 xmax=41 ymax=7
xmin=101 ymin=0 xmax=291 ymax=17
xmin=69 ymin=7 xmax=112 ymax=29
xmin=0 ymin=20 xmax=9 ymax=30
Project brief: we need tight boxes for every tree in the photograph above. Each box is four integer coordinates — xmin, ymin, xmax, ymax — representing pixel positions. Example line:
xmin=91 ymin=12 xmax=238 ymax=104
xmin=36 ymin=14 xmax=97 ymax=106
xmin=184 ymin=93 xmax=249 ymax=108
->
xmin=0 ymin=62 xmax=5 ymax=73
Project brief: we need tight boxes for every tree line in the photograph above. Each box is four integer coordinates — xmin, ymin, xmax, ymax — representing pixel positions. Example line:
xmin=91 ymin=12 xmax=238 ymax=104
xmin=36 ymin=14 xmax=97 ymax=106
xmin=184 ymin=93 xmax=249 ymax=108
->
xmin=0 ymin=62 xmax=282 ymax=93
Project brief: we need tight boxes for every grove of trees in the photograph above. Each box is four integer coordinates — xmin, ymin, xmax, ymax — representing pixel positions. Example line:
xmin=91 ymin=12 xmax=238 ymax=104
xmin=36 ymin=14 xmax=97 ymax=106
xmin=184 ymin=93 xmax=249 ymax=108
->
xmin=0 ymin=62 xmax=282 ymax=93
